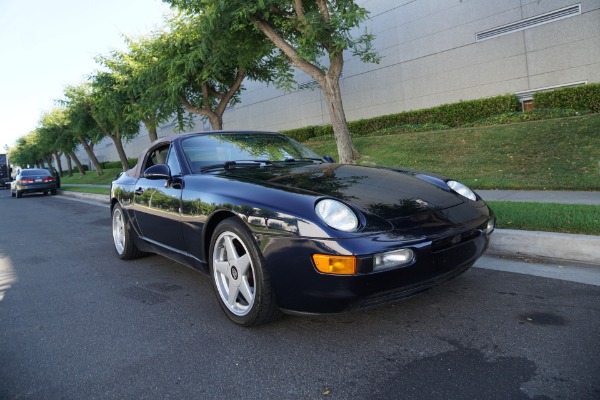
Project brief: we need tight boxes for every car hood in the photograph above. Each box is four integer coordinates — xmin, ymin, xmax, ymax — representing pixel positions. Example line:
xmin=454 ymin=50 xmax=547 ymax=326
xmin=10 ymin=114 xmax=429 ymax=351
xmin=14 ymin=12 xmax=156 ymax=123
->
xmin=222 ymin=163 xmax=464 ymax=220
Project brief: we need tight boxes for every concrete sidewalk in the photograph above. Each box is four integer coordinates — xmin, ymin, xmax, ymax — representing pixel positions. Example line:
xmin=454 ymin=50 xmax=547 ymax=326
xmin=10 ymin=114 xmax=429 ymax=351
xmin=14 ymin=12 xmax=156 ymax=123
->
xmin=57 ymin=188 xmax=600 ymax=266
xmin=478 ymin=190 xmax=600 ymax=205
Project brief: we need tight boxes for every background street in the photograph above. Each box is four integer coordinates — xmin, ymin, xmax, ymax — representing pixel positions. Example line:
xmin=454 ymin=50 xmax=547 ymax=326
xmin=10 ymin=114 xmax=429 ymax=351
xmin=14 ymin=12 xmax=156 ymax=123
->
xmin=1 ymin=190 xmax=598 ymax=399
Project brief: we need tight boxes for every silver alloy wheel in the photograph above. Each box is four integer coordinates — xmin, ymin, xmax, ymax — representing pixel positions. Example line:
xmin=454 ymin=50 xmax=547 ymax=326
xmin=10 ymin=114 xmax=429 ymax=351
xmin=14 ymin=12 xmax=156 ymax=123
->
xmin=112 ymin=207 xmax=126 ymax=255
xmin=212 ymin=231 xmax=256 ymax=316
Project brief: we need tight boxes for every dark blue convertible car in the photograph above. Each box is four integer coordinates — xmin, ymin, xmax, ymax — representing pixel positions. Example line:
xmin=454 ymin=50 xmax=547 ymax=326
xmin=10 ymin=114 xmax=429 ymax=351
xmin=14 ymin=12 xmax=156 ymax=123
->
xmin=111 ymin=131 xmax=494 ymax=326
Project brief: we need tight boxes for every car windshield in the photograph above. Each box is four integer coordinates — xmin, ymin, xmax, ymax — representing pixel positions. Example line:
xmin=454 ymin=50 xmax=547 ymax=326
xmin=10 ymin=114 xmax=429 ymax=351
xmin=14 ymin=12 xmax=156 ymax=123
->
xmin=21 ymin=169 xmax=50 ymax=177
xmin=181 ymin=133 xmax=323 ymax=173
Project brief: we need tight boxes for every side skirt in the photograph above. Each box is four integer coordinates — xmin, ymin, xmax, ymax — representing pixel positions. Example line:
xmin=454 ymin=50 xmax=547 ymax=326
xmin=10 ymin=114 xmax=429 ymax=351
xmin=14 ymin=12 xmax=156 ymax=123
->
xmin=137 ymin=236 xmax=209 ymax=274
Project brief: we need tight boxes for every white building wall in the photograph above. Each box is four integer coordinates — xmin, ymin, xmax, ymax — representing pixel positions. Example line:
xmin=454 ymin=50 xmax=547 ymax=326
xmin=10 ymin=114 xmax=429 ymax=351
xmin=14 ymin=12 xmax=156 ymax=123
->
xmin=70 ymin=0 xmax=600 ymax=168
xmin=223 ymin=0 xmax=600 ymax=130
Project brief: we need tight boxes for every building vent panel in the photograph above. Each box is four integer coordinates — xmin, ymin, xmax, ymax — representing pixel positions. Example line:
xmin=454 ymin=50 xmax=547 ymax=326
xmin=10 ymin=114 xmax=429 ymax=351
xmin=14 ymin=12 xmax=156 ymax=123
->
xmin=476 ymin=4 xmax=581 ymax=42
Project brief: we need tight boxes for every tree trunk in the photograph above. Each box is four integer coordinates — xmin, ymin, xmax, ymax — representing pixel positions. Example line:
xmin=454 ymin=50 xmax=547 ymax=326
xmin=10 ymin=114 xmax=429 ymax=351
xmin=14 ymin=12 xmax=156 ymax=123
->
xmin=53 ymin=152 xmax=64 ymax=177
xmin=143 ymin=117 xmax=159 ymax=142
xmin=68 ymin=151 xmax=86 ymax=177
xmin=78 ymin=139 xmax=104 ymax=175
xmin=322 ymin=76 xmax=359 ymax=163
xmin=179 ymin=68 xmax=243 ymax=132
xmin=65 ymin=154 xmax=74 ymax=177
xmin=147 ymin=124 xmax=159 ymax=142
xmin=208 ymin=114 xmax=223 ymax=130
xmin=109 ymin=134 xmax=130 ymax=171
xmin=252 ymin=18 xmax=359 ymax=163
xmin=181 ymin=96 xmax=224 ymax=130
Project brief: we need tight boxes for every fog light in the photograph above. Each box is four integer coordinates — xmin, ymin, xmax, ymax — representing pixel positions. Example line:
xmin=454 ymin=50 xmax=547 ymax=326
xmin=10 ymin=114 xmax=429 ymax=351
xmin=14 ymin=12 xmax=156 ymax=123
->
xmin=313 ymin=254 xmax=357 ymax=275
xmin=486 ymin=218 xmax=495 ymax=235
xmin=373 ymin=249 xmax=414 ymax=272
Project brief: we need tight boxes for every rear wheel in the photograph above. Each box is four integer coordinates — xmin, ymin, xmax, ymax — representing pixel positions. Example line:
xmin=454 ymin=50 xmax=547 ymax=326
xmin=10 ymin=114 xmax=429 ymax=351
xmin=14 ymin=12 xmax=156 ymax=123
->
xmin=112 ymin=203 xmax=143 ymax=260
xmin=209 ymin=218 xmax=280 ymax=326
xmin=50 ymin=189 xmax=57 ymax=195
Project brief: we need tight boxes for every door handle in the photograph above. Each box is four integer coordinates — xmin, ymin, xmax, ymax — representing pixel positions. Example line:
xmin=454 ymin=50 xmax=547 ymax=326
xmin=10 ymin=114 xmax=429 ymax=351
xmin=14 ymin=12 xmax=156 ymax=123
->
xmin=134 ymin=187 xmax=144 ymax=196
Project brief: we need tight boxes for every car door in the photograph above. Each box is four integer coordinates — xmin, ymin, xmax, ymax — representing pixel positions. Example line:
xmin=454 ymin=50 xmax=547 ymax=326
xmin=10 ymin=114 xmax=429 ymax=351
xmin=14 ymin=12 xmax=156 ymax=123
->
xmin=133 ymin=144 xmax=186 ymax=251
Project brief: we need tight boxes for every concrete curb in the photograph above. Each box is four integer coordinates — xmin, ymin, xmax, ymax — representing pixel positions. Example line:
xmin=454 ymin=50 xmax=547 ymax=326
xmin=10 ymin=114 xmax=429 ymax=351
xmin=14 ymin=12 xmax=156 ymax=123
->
xmin=488 ymin=229 xmax=600 ymax=266
xmin=56 ymin=190 xmax=600 ymax=266
xmin=58 ymin=190 xmax=110 ymax=204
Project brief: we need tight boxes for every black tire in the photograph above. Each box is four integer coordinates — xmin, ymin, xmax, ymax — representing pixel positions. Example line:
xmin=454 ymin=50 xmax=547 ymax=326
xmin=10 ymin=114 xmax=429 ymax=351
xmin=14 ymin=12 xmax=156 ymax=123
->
xmin=209 ymin=218 xmax=280 ymax=327
xmin=11 ymin=190 xmax=15 ymax=197
xmin=16 ymin=190 xmax=22 ymax=198
xmin=112 ymin=203 xmax=143 ymax=260
xmin=43 ymin=191 xmax=48 ymax=195
xmin=50 ymin=189 xmax=57 ymax=195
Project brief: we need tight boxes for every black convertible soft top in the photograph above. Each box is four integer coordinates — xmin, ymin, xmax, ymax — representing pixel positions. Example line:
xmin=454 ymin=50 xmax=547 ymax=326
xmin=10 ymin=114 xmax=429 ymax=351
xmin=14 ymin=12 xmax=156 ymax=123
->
xmin=124 ymin=131 xmax=282 ymax=178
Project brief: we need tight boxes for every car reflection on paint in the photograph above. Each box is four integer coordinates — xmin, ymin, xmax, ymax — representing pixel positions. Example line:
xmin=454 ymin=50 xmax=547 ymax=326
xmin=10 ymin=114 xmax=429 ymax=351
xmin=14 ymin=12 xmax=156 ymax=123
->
xmin=11 ymin=168 xmax=58 ymax=198
xmin=110 ymin=131 xmax=495 ymax=326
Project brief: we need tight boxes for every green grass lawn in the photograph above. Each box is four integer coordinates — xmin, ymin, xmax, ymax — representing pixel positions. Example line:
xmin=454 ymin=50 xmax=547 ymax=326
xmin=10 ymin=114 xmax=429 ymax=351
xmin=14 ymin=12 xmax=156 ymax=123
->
xmin=57 ymin=114 xmax=600 ymax=234
xmin=488 ymin=201 xmax=600 ymax=235
xmin=305 ymin=114 xmax=600 ymax=191
xmin=61 ymin=168 xmax=122 ymax=185
xmin=61 ymin=115 xmax=599 ymax=190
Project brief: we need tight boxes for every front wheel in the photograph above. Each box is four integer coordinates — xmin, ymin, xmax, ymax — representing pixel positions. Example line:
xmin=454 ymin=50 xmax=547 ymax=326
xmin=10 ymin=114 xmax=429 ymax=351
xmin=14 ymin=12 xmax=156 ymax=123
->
xmin=112 ymin=203 xmax=143 ymax=260
xmin=15 ymin=190 xmax=22 ymax=198
xmin=209 ymin=218 xmax=280 ymax=326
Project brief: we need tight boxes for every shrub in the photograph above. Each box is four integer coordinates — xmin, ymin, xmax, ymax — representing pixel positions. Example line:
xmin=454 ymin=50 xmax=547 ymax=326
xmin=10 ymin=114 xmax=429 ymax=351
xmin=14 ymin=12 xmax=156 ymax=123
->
xmin=282 ymin=94 xmax=521 ymax=141
xmin=534 ymin=83 xmax=600 ymax=112
xmin=282 ymin=126 xmax=318 ymax=142
xmin=101 ymin=158 xmax=138 ymax=169
xmin=101 ymin=161 xmax=121 ymax=169
xmin=308 ymin=123 xmax=451 ymax=142
xmin=464 ymin=108 xmax=589 ymax=127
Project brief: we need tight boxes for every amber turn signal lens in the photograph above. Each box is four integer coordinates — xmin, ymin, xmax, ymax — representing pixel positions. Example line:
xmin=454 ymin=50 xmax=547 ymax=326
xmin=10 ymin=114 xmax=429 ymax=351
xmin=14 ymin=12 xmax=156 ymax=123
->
xmin=312 ymin=254 xmax=357 ymax=275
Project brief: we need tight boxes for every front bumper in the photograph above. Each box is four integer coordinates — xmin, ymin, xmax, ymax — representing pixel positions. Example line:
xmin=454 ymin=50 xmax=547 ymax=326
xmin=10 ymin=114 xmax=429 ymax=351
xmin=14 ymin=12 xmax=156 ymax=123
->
xmin=259 ymin=223 xmax=491 ymax=315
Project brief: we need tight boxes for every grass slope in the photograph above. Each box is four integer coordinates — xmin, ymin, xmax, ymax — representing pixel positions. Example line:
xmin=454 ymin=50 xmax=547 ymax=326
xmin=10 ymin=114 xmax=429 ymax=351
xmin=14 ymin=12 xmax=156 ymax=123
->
xmin=61 ymin=168 xmax=122 ymax=186
xmin=306 ymin=114 xmax=600 ymax=191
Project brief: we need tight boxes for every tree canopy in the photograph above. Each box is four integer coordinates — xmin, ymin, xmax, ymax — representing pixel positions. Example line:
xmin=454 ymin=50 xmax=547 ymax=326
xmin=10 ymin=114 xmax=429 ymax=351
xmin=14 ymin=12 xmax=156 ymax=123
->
xmin=9 ymin=108 xmax=87 ymax=176
xmin=164 ymin=0 xmax=379 ymax=162
xmin=89 ymin=68 xmax=142 ymax=170
xmin=139 ymin=12 xmax=289 ymax=131
xmin=9 ymin=0 xmax=379 ymax=169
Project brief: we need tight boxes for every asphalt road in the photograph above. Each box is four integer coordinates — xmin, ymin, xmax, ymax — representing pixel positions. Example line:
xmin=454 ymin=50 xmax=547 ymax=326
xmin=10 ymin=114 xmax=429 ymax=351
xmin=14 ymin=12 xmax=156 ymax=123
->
xmin=1 ymin=190 xmax=599 ymax=399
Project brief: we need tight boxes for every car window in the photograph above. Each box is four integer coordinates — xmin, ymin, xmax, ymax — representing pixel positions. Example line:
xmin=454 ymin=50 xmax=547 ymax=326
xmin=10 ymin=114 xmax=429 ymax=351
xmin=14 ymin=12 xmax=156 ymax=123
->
xmin=21 ymin=169 xmax=51 ymax=177
xmin=167 ymin=146 xmax=181 ymax=176
xmin=144 ymin=145 xmax=170 ymax=171
xmin=181 ymin=133 xmax=322 ymax=173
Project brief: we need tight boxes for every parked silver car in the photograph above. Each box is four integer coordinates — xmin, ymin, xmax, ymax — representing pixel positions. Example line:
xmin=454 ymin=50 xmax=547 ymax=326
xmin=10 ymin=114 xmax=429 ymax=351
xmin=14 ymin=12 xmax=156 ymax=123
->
xmin=11 ymin=169 xmax=57 ymax=198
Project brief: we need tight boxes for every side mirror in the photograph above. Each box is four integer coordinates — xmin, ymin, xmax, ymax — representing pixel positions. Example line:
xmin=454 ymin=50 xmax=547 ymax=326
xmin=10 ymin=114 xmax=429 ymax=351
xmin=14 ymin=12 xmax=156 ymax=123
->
xmin=143 ymin=164 xmax=171 ymax=180
xmin=323 ymin=155 xmax=335 ymax=163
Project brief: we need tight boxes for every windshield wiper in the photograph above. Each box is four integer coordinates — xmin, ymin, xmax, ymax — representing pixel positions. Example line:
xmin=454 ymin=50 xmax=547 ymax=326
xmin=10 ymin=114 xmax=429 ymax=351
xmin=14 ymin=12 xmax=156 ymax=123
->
xmin=200 ymin=160 xmax=271 ymax=173
xmin=278 ymin=158 xmax=324 ymax=163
